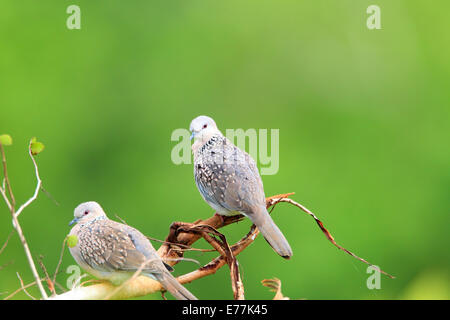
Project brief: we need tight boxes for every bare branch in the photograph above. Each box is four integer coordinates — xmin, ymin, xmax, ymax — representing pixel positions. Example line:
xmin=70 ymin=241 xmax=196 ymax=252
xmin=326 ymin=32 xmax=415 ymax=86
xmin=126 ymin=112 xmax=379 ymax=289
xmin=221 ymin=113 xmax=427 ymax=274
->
xmin=0 ymin=260 xmax=14 ymax=271
xmin=176 ymin=224 xmax=259 ymax=286
xmin=0 ymin=143 xmax=15 ymax=208
xmin=40 ymin=186 xmax=60 ymax=206
xmin=9 ymin=208 xmax=48 ymax=299
xmin=0 ymin=140 xmax=48 ymax=299
xmin=52 ymin=237 xmax=67 ymax=289
xmin=114 ymin=214 xmax=213 ymax=252
xmin=38 ymin=255 xmax=56 ymax=295
xmin=0 ymin=185 xmax=13 ymax=212
xmin=16 ymin=272 xmax=36 ymax=300
xmin=175 ymin=223 xmax=245 ymax=299
xmin=14 ymin=143 xmax=42 ymax=218
xmin=0 ymin=230 xmax=14 ymax=256
xmin=261 ymin=278 xmax=290 ymax=300
xmin=274 ymin=197 xmax=395 ymax=279
xmin=53 ymin=281 xmax=67 ymax=294
xmin=3 ymin=275 xmax=50 ymax=300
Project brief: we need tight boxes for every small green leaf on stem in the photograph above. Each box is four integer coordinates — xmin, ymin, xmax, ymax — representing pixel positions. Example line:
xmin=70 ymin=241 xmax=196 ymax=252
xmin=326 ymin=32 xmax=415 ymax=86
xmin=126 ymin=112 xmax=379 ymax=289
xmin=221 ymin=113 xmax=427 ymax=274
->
xmin=67 ymin=235 xmax=78 ymax=248
xmin=30 ymin=138 xmax=45 ymax=155
xmin=0 ymin=134 xmax=13 ymax=146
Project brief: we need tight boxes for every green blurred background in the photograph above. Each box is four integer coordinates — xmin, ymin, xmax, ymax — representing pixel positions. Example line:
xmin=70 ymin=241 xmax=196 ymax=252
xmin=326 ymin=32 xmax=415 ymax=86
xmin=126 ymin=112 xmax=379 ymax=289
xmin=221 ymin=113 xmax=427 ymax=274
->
xmin=0 ymin=0 xmax=448 ymax=300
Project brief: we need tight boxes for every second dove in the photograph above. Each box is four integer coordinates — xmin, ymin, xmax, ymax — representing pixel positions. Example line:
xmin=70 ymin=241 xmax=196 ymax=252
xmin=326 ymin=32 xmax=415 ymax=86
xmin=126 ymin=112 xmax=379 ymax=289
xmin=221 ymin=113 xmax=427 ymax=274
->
xmin=190 ymin=115 xmax=293 ymax=259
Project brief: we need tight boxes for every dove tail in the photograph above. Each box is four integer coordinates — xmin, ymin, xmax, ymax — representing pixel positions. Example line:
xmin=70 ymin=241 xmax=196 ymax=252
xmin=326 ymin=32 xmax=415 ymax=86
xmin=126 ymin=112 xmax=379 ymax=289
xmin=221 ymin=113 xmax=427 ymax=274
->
xmin=153 ymin=271 xmax=198 ymax=300
xmin=251 ymin=206 xmax=293 ymax=259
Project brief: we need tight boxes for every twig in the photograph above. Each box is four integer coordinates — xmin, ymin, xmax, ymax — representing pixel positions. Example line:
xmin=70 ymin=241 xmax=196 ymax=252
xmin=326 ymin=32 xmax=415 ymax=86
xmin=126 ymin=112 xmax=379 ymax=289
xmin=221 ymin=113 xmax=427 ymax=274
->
xmin=16 ymin=272 xmax=36 ymax=300
xmin=52 ymin=237 xmax=67 ymax=289
xmin=115 ymin=214 xmax=213 ymax=252
xmin=0 ymin=260 xmax=14 ymax=271
xmin=0 ymin=184 xmax=13 ymax=212
xmin=0 ymin=140 xmax=48 ymax=299
xmin=232 ymin=260 xmax=245 ymax=300
xmin=261 ymin=278 xmax=289 ymax=300
xmin=148 ymin=235 xmax=216 ymax=252
xmin=176 ymin=224 xmax=245 ymax=299
xmin=0 ymin=230 xmax=14 ymax=256
xmin=160 ymin=193 xmax=293 ymax=284
xmin=54 ymin=281 xmax=67 ymax=293
xmin=176 ymin=224 xmax=259 ymax=286
xmin=0 ymin=144 xmax=15 ymax=208
xmin=38 ymin=255 xmax=56 ymax=295
xmin=10 ymin=214 xmax=48 ymax=299
xmin=79 ymin=279 xmax=103 ymax=287
xmin=274 ymin=197 xmax=395 ymax=279
xmin=40 ymin=186 xmax=60 ymax=207
xmin=4 ymin=276 xmax=47 ymax=300
xmin=14 ymin=143 xmax=42 ymax=218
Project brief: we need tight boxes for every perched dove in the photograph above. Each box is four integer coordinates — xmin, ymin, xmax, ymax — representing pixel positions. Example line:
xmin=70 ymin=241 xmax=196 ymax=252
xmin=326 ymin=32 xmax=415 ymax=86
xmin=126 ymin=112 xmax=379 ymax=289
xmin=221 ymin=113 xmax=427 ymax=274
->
xmin=68 ymin=201 xmax=197 ymax=300
xmin=190 ymin=115 xmax=293 ymax=259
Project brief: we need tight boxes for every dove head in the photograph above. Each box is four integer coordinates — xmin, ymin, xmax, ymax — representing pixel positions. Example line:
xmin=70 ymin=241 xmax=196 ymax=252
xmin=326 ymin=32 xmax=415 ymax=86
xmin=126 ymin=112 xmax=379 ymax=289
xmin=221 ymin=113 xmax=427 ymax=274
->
xmin=189 ymin=115 xmax=222 ymax=144
xmin=70 ymin=201 xmax=107 ymax=226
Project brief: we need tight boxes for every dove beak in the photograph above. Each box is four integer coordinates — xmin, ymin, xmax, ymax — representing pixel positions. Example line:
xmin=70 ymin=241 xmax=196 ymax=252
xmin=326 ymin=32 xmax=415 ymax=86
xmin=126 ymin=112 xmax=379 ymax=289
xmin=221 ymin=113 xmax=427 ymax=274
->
xmin=69 ymin=217 xmax=79 ymax=226
xmin=190 ymin=132 xmax=195 ymax=141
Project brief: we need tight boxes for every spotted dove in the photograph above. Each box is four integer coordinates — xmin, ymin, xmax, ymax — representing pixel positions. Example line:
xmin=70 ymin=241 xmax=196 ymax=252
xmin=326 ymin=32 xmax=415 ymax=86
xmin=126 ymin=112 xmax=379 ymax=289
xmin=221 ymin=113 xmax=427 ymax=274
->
xmin=190 ymin=115 xmax=293 ymax=259
xmin=68 ymin=201 xmax=197 ymax=300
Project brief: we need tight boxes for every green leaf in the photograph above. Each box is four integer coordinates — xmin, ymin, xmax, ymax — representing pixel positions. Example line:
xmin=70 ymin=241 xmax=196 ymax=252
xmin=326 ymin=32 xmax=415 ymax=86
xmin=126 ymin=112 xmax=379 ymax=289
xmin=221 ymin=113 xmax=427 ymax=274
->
xmin=0 ymin=134 xmax=12 ymax=146
xmin=67 ymin=235 xmax=78 ymax=248
xmin=30 ymin=141 xmax=45 ymax=155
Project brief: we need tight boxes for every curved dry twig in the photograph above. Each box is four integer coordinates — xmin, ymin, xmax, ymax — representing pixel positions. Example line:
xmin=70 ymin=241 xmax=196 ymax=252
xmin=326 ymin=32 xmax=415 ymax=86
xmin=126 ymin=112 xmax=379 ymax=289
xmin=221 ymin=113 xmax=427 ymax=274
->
xmin=3 ymin=276 xmax=47 ymax=300
xmin=52 ymin=237 xmax=68 ymax=291
xmin=274 ymin=197 xmax=395 ymax=279
xmin=0 ymin=144 xmax=15 ymax=208
xmin=176 ymin=223 xmax=245 ymax=300
xmin=261 ymin=278 xmax=289 ymax=300
xmin=16 ymin=272 xmax=36 ymax=300
xmin=14 ymin=144 xmax=42 ymax=218
xmin=0 ymin=230 xmax=14 ymax=257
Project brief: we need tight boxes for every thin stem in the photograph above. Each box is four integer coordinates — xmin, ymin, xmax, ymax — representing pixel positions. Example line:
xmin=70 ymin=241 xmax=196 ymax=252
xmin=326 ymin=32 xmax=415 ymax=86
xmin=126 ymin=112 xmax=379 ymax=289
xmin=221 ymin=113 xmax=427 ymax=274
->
xmin=15 ymin=145 xmax=42 ymax=218
xmin=11 ymin=213 xmax=48 ymax=299
xmin=0 ymin=230 xmax=14 ymax=256
xmin=0 ymin=143 xmax=15 ymax=209
xmin=16 ymin=273 xmax=36 ymax=300
xmin=0 ymin=140 xmax=48 ymax=299
xmin=0 ymin=186 xmax=13 ymax=211
xmin=52 ymin=237 xmax=67 ymax=289
xmin=3 ymin=277 xmax=46 ymax=300
xmin=38 ymin=255 xmax=55 ymax=295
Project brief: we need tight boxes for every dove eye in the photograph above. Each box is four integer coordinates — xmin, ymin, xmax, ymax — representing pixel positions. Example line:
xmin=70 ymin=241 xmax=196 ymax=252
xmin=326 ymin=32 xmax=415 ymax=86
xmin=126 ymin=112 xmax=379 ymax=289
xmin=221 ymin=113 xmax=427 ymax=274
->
xmin=84 ymin=211 xmax=89 ymax=215
xmin=203 ymin=124 xmax=208 ymax=129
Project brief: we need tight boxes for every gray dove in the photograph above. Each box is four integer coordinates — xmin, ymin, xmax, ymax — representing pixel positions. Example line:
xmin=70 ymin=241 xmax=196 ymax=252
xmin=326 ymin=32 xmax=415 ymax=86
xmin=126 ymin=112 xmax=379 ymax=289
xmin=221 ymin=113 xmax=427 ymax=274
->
xmin=68 ymin=201 xmax=197 ymax=300
xmin=190 ymin=115 xmax=293 ymax=259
